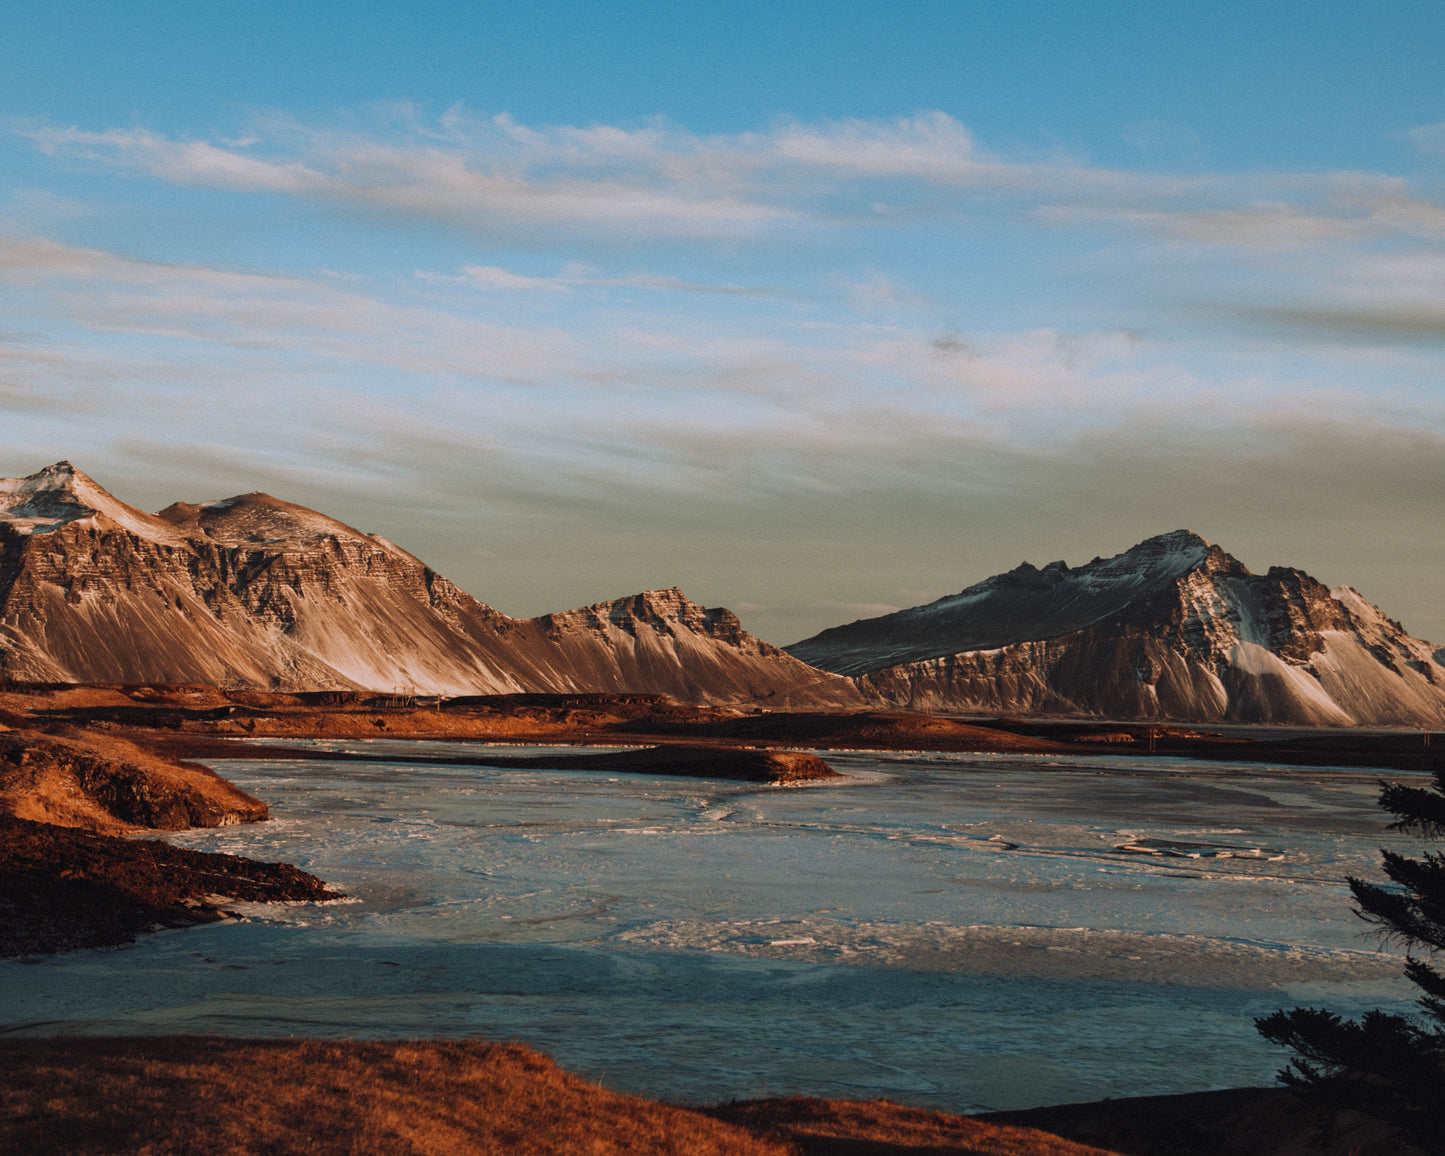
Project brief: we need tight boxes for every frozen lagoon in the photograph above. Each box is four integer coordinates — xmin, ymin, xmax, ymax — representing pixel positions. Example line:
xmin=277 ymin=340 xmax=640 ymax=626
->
xmin=0 ymin=742 xmax=1422 ymax=1111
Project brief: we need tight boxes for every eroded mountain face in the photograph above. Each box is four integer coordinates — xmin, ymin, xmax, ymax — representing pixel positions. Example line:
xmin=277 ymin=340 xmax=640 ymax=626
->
xmin=788 ymin=530 xmax=1445 ymax=726
xmin=0 ymin=463 xmax=863 ymax=708
xmin=4 ymin=464 xmax=1439 ymax=725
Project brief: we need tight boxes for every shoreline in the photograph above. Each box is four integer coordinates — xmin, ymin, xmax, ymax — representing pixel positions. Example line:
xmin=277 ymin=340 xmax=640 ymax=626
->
xmin=0 ymin=684 xmax=1429 ymax=1153
xmin=0 ymin=813 xmax=339 ymax=958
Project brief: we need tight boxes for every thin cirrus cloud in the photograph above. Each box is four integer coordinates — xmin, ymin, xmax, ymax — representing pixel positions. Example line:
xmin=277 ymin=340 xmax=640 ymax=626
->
xmin=0 ymin=231 xmax=584 ymax=382
xmin=445 ymin=264 xmax=770 ymax=296
xmin=0 ymin=225 xmax=1259 ymax=496
xmin=24 ymin=118 xmax=791 ymax=241
xmin=1405 ymin=121 xmax=1445 ymax=157
xmin=1034 ymin=182 xmax=1445 ymax=249
xmin=9 ymin=109 xmax=1445 ymax=474
xmin=24 ymin=108 xmax=1445 ymax=265
xmin=5 ymin=224 xmax=1427 ymax=462
xmin=1210 ymin=248 xmax=1445 ymax=343
xmin=13 ymin=110 xmax=1272 ymax=242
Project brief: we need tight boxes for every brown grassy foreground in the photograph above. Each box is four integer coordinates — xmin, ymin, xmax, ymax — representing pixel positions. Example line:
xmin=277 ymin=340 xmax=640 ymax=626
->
xmin=0 ymin=1037 xmax=1122 ymax=1156
xmin=0 ymin=722 xmax=266 ymax=832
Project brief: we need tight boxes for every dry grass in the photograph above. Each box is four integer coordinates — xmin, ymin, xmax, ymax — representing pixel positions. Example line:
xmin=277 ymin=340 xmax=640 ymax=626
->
xmin=710 ymin=1096 xmax=1120 ymax=1155
xmin=0 ymin=1037 xmax=1131 ymax=1156
xmin=0 ymin=1037 xmax=791 ymax=1156
xmin=0 ymin=726 xmax=265 ymax=832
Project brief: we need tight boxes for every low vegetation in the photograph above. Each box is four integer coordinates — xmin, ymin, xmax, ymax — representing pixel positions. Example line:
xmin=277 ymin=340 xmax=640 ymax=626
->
xmin=0 ymin=722 xmax=265 ymax=832
xmin=0 ymin=1037 xmax=1122 ymax=1156
xmin=1257 ymin=762 xmax=1445 ymax=1150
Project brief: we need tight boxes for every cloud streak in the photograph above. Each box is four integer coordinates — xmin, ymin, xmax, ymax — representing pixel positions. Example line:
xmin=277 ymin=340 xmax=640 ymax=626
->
xmin=32 ymin=109 xmax=1445 ymax=252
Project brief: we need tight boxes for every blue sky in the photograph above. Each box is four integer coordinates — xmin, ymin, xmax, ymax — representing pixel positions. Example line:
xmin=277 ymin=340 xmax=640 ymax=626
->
xmin=3 ymin=2 xmax=1443 ymax=644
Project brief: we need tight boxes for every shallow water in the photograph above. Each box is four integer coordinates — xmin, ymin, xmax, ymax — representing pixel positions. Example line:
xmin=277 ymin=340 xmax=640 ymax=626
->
xmin=0 ymin=742 xmax=1423 ymax=1111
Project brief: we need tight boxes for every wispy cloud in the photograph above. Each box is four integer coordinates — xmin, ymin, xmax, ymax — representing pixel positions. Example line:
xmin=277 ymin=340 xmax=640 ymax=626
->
xmin=0 ymin=110 xmax=1251 ymax=244
xmin=26 ymin=109 xmax=1445 ymax=270
xmin=1212 ymin=248 xmax=1445 ymax=342
xmin=431 ymin=263 xmax=770 ymax=296
xmin=1406 ymin=121 xmax=1445 ymax=158
xmin=29 ymin=127 xmax=325 ymax=193
xmin=0 ymin=231 xmax=597 ymax=396
xmin=1038 ymin=183 xmax=1445 ymax=249
xmin=24 ymin=117 xmax=792 ymax=241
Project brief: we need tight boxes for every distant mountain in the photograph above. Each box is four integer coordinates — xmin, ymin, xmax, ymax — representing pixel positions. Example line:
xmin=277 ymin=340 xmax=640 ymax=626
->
xmin=787 ymin=530 xmax=1445 ymax=726
xmin=0 ymin=463 xmax=863 ymax=708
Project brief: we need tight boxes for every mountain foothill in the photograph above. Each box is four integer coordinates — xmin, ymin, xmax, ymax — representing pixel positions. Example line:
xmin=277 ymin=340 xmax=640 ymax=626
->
xmin=2 ymin=462 xmax=1442 ymax=728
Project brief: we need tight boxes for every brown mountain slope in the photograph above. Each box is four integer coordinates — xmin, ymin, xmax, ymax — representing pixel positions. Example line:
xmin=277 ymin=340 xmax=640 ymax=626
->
xmin=0 ymin=463 xmax=861 ymax=707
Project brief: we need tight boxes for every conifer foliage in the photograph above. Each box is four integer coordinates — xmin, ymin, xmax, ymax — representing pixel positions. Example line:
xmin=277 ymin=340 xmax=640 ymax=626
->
xmin=1256 ymin=762 xmax=1445 ymax=1145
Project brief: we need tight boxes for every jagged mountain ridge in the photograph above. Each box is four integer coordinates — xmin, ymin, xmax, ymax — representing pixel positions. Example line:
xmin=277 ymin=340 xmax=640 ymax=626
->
xmin=787 ymin=530 xmax=1445 ymax=726
xmin=0 ymin=463 xmax=863 ymax=707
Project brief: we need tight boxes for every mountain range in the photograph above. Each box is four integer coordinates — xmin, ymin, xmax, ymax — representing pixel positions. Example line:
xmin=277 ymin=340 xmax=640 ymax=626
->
xmin=2 ymin=462 xmax=1441 ymax=726
xmin=0 ymin=463 xmax=860 ymax=709
xmin=787 ymin=529 xmax=1445 ymax=727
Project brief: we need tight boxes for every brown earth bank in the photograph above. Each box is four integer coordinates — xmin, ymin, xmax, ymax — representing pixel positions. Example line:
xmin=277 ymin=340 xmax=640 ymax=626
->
xmin=0 ymin=723 xmax=267 ymax=833
xmin=6 ymin=681 xmax=1432 ymax=773
xmin=0 ymin=813 xmax=338 ymax=957
xmin=144 ymin=738 xmax=840 ymax=784
xmin=446 ymin=744 xmax=840 ymax=782
xmin=0 ymin=1035 xmax=1124 ymax=1156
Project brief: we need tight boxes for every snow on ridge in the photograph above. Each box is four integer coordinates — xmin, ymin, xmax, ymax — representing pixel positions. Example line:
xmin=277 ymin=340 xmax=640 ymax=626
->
xmin=892 ymin=530 xmax=1215 ymax=623
xmin=0 ymin=461 xmax=189 ymax=543
xmin=1082 ymin=529 xmax=1214 ymax=582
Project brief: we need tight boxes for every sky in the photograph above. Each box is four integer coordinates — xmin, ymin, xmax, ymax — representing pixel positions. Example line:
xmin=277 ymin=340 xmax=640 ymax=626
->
xmin=2 ymin=1 xmax=1443 ymax=646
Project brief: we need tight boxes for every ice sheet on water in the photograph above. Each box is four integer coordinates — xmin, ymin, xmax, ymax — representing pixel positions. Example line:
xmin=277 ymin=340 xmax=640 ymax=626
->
xmin=609 ymin=917 xmax=1399 ymax=987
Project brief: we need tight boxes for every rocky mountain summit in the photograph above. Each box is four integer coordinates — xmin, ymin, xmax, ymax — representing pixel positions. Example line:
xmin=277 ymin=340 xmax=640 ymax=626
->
xmin=0 ymin=463 xmax=862 ymax=708
xmin=788 ymin=530 xmax=1445 ymax=726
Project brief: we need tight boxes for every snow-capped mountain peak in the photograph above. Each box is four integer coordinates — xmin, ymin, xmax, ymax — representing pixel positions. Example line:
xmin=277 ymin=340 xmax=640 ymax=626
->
xmin=787 ymin=531 xmax=1445 ymax=726
xmin=0 ymin=461 xmax=190 ymax=544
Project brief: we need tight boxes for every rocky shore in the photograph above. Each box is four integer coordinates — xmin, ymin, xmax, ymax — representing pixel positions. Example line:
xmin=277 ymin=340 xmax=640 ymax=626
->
xmin=0 ymin=813 xmax=337 ymax=957
xmin=0 ymin=724 xmax=267 ymax=832
xmin=0 ymin=701 xmax=335 ymax=957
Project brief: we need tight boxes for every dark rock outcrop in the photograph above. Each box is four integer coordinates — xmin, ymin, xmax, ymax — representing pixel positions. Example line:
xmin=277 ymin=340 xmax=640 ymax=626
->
xmin=0 ymin=813 xmax=337 ymax=957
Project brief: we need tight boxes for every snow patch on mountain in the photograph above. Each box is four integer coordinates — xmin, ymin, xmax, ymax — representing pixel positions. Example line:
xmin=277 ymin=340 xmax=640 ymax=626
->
xmin=0 ymin=462 xmax=189 ymax=544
